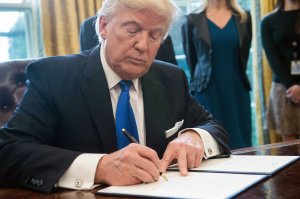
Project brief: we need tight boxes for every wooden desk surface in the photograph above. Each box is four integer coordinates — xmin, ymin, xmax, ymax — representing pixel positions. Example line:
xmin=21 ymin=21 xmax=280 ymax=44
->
xmin=1 ymin=140 xmax=299 ymax=199
xmin=231 ymin=139 xmax=300 ymax=199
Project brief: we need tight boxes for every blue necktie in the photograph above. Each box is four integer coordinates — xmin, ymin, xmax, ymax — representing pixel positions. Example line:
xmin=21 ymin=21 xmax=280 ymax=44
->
xmin=115 ymin=80 xmax=139 ymax=149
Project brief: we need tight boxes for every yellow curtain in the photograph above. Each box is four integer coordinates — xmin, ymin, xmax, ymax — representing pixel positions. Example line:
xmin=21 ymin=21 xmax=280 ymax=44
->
xmin=260 ymin=0 xmax=282 ymax=143
xmin=40 ymin=0 xmax=103 ymax=56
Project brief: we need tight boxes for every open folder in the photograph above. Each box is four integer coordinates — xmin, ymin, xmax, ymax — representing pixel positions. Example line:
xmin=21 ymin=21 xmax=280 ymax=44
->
xmin=97 ymin=155 xmax=299 ymax=199
xmin=168 ymin=155 xmax=300 ymax=175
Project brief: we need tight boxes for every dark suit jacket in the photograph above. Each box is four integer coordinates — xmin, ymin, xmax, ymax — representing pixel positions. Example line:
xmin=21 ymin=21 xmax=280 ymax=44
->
xmin=0 ymin=46 xmax=229 ymax=193
xmin=182 ymin=11 xmax=252 ymax=92
xmin=80 ymin=16 xmax=178 ymax=65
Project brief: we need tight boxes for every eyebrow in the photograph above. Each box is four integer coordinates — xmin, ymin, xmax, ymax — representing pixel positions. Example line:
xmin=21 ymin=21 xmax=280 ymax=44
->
xmin=122 ymin=20 xmax=140 ymax=27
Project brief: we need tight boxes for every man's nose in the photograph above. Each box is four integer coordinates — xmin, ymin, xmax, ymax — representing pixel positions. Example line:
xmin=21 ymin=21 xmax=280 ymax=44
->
xmin=134 ymin=32 xmax=149 ymax=52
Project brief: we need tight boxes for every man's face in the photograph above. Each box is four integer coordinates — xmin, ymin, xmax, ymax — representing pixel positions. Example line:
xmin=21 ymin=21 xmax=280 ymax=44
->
xmin=99 ymin=8 xmax=167 ymax=80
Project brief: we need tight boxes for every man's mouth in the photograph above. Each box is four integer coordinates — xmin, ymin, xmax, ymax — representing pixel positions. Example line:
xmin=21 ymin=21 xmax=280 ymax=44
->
xmin=128 ymin=57 xmax=147 ymax=65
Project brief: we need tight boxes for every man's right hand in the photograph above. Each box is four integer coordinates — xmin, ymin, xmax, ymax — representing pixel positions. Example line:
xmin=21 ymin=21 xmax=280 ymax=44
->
xmin=94 ymin=143 xmax=161 ymax=185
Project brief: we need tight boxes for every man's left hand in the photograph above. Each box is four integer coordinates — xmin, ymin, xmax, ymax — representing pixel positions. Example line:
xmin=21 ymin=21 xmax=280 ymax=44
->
xmin=160 ymin=131 xmax=204 ymax=176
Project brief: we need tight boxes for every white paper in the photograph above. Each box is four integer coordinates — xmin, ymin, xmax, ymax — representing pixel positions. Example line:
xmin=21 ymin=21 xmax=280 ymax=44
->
xmin=168 ymin=155 xmax=299 ymax=175
xmin=97 ymin=171 xmax=266 ymax=199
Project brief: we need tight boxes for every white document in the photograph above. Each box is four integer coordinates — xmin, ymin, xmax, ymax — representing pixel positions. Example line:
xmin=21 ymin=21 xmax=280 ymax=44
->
xmin=97 ymin=155 xmax=299 ymax=198
xmin=97 ymin=171 xmax=266 ymax=199
xmin=168 ymin=155 xmax=299 ymax=175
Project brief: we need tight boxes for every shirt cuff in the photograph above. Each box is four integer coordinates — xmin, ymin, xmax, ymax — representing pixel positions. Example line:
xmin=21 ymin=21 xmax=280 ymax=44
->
xmin=57 ymin=153 xmax=104 ymax=190
xmin=178 ymin=128 xmax=222 ymax=159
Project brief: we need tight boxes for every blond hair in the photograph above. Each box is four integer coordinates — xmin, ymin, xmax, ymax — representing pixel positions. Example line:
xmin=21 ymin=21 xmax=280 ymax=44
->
xmin=197 ymin=0 xmax=248 ymax=23
xmin=95 ymin=0 xmax=179 ymax=42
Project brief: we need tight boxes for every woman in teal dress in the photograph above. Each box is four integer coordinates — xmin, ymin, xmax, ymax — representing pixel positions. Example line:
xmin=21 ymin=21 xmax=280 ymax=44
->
xmin=182 ymin=0 xmax=252 ymax=149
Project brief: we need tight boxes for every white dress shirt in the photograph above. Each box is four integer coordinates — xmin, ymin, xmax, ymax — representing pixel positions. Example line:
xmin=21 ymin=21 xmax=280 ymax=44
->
xmin=57 ymin=45 xmax=222 ymax=190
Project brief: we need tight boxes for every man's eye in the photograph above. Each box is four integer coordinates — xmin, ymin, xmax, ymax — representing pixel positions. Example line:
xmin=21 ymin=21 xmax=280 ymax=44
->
xmin=150 ymin=31 xmax=163 ymax=41
xmin=125 ymin=27 xmax=139 ymax=35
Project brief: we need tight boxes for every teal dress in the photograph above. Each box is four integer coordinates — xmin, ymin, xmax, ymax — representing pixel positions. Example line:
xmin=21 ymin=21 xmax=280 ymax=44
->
xmin=195 ymin=16 xmax=251 ymax=149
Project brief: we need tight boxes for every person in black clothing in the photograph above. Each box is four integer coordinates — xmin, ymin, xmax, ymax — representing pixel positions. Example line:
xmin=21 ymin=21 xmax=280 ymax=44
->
xmin=261 ymin=0 xmax=300 ymax=141
xmin=80 ymin=15 xmax=178 ymax=65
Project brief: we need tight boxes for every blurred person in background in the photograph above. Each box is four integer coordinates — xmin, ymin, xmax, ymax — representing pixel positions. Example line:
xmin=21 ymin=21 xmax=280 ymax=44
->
xmin=261 ymin=0 xmax=300 ymax=141
xmin=182 ymin=0 xmax=252 ymax=149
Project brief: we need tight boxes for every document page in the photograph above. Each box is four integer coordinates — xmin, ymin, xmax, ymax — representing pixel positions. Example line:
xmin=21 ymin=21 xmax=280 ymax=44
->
xmin=97 ymin=171 xmax=266 ymax=199
xmin=168 ymin=155 xmax=299 ymax=175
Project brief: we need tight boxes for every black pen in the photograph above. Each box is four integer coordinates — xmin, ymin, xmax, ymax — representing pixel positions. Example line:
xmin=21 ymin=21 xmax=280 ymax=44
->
xmin=122 ymin=128 xmax=139 ymax=143
xmin=121 ymin=128 xmax=168 ymax=181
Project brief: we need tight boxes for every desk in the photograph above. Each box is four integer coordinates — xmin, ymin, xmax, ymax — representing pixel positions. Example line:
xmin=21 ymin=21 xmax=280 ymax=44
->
xmin=0 ymin=140 xmax=299 ymax=199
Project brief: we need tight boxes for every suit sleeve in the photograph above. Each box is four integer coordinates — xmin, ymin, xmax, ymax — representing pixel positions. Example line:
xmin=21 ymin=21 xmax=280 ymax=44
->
xmin=247 ymin=11 xmax=252 ymax=56
xmin=79 ymin=16 xmax=99 ymax=52
xmin=79 ymin=21 xmax=87 ymax=52
xmin=0 ymin=62 xmax=81 ymax=193
xmin=182 ymin=15 xmax=198 ymax=78
xmin=247 ymin=11 xmax=252 ymax=43
xmin=155 ymin=35 xmax=178 ymax=65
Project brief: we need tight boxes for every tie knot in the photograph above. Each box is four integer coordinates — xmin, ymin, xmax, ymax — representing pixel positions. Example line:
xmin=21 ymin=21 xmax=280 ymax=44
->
xmin=119 ymin=80 xmax=132 ymax=92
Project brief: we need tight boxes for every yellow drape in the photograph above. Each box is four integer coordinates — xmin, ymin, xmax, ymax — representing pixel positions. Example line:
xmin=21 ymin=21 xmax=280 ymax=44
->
xmin=260 ymin=0 xmax=282 ymax=143
xmin=40 ymin=0 xmax=103 ymax=56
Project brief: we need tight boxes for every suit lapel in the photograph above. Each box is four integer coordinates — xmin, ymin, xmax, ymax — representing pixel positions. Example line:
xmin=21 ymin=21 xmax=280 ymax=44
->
xmin=190 ymin=12 xmax=212 ymax=47
xmin=79 ymin=50 xmax=172 ymax=154
xmin=80 ymin=46 xmax=117 ymax=153
xmin=142 ymin=67 xmax=167 ymax=157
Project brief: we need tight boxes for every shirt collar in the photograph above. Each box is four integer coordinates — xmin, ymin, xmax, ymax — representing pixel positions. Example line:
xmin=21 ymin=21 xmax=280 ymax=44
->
xmin=100 ymin=44 xmax=139 ymax=91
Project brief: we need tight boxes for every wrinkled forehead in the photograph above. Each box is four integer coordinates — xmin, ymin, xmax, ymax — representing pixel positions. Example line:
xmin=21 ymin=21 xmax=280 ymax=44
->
xmin=108 ymin=6 xmax=169 ymax=35
xmin=117 ymin=7 xmax=168 ymax=26
xmin=111 ymin=2 xmax=172 ymax=27
xmin=117 ymin=0 xmax=172 ymax=15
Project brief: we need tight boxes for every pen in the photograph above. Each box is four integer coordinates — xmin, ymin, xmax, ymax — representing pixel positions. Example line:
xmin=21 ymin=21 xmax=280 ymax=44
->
xmin=122 ymin=128 xmax=139 ymax=143
xmin=121 ymin=128 xmax=168 ymax=181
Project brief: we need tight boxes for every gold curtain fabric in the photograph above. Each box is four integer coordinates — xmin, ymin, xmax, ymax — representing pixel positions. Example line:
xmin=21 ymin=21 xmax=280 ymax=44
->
xmin=40 ymin=0 xmax=103 ymax=56
xmin=260 ymin=0 xmax=282 ymax=143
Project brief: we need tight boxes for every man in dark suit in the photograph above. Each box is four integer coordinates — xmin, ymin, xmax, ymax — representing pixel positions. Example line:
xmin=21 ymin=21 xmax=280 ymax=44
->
xmin=80 ymin=16 xmax=178 ymax=65
xmin=0 ymin=0 xmax=229 ymax=193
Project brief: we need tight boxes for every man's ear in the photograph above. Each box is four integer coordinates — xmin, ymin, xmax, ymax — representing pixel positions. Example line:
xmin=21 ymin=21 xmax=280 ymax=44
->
xmin=99 ymin=16 xmax=108 ymax=40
